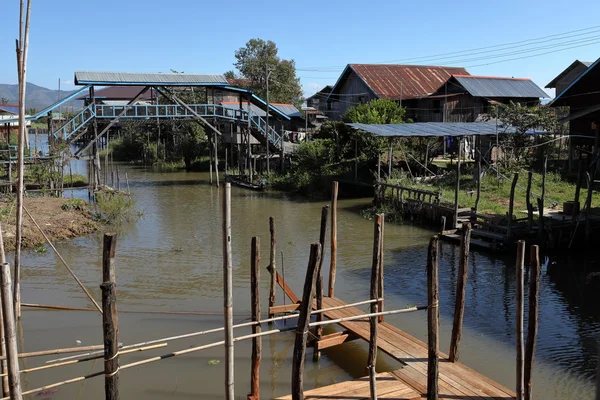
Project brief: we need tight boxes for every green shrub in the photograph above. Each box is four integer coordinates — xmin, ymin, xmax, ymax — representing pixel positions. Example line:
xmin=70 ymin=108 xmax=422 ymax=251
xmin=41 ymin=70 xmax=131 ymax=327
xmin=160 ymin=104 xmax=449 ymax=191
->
xmin=63 ymin=174 xmax=88 ymax=188
xmin=95 ymin=189 xmax=136 ymax=225
xmin=61 ymin=198 xmax=87 ymax=211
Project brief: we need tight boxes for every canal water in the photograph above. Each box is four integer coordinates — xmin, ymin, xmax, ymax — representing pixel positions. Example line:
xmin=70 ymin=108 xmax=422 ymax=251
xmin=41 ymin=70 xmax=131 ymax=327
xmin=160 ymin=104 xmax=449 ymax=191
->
xmin=14 ymin=166 xmax=598 ymax=399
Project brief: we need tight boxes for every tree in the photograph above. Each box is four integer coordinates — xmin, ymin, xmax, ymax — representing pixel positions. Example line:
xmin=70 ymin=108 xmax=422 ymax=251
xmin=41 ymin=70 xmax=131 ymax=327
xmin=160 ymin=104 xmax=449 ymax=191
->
xmin=233 ymin=39 xmax=303 ymax=106
xmin=343 ymin=99 xmax=409 ymax=163
xmin=498 ymin=102 xmax=558 ymax=168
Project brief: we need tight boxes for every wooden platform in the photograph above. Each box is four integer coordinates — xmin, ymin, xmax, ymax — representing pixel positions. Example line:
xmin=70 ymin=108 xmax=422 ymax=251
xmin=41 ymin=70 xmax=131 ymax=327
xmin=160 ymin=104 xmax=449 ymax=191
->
xmin=277 ymin=296 xmax=515 ymax=400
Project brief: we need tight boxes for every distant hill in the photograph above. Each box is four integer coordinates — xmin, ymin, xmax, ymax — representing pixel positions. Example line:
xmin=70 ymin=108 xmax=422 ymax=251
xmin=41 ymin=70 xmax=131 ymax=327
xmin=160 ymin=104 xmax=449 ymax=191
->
xmin=0 ymin=82 xmax=82 ymax=113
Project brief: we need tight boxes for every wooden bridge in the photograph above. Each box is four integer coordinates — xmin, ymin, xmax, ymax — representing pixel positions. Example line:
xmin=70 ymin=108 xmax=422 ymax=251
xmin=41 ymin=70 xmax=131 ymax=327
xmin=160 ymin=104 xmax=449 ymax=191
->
xmin=276 ymin=296 xmax=515 ymax=400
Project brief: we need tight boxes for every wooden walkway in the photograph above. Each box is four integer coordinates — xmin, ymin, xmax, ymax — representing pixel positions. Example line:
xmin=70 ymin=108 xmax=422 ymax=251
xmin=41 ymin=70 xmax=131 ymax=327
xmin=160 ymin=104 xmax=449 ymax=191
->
xmin=277 ymin=296 xmax=515 ymax=400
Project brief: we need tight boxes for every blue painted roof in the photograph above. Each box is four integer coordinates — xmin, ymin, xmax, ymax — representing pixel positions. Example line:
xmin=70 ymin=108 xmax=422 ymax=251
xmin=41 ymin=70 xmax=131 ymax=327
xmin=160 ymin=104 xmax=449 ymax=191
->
xmin=349 ymin=121 xmax=548 ymax=137
xmin=0 ymin=105 xmax=19 ymax=115
xmin=453 ymin=75 xmax=549 ymax=98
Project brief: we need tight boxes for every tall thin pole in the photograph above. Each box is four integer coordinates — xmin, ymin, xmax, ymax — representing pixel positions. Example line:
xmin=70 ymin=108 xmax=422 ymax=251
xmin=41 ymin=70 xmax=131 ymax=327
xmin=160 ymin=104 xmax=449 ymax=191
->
xmin=449 ymin=222 xmax=471 ymax=362
xmin=328 ymin=181 xmax=338 ymax=297
xmin=496 ymin=105 xmax=500 ymax=184
xmin=14 ymin=0 xmax=32 ymax=320
xmin=516 ymin=240 xmax=526 ymax=400
xmin=453 ymin=136 xmax=462 ymax=229
xmin=313 ymin=205 xmax=328 ymax=361
xmin=268 ymin=217 xmax=277 ymax=318
xmin=101 ymin=234 xmax=119 ymax=400
xmin=0 ymin=227 xmax=8 ymax=397
xmin=249 ymin=237 xmax=261 ymax=400
xmin=1 ymin=263 xmax=22 ymax=400
xmin=524 ymin=245 xmax=540 ymax=400
xmin=222 ymin=183 xmax=234 ymax=400
xmin=427 ymin=236 xmax=439 ymax=400
xmin=368 ymin=214 xmax=383 ymax=400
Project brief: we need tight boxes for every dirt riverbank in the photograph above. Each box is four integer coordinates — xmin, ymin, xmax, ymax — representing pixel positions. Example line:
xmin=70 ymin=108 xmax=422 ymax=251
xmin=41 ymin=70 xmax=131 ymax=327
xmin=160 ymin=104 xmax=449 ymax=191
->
xmin=0 ymin=197 xmax=98 ymax=252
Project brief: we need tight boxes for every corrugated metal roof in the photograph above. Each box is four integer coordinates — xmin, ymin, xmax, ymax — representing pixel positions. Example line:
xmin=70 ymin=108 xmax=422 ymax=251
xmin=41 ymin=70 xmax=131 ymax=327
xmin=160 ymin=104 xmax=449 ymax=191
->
xmin=552 ymin=57 xmax=600 ymax=106
xmin=74 ymin=71 xmax=228 ymax=86
xmin=221 ymin=102 xmax=266 ymax=117
xmin=0 ymin=105 xmax=19 ymax=115
xmin=452 ymin=75 xmax=549 ymax=98
xmin=337 ymin=64 xmax=470 ymax=100
xmin=349 ymin=121 xmax=548 ymax=137
xmin=271 ymin=103 xmax=302 ymax=117
xmin=77 ymin=86 xmax=153 ymax=101
xmin=546 ymin=60 xmax=593 ymax=88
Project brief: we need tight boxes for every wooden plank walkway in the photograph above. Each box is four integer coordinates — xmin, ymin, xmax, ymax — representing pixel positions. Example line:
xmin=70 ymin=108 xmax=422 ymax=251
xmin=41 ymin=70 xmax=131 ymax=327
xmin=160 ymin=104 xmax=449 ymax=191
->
xmin=277 ymin=296 xmax=515 ymax=400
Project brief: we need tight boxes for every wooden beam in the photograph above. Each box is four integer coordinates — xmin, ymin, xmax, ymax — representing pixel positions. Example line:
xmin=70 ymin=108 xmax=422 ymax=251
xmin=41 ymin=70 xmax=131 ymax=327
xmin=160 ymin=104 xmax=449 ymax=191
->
xmin=269 ymin=268 xmax=300 ymax=304
xmin=315 ymin=332 xmax=359 ymax=351
xmin=269 ymin=304 xmax=300 ymax=315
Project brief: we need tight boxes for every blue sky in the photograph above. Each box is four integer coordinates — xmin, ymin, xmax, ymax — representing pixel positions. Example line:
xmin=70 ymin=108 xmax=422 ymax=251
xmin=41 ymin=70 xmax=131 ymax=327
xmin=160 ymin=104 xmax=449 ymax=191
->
xmin=1 ymin=0 xmax=599 ymax=98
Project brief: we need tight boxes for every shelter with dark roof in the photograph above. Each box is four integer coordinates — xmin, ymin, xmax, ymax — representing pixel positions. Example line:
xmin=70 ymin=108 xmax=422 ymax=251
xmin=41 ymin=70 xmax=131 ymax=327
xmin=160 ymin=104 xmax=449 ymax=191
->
xmin=325 ymin=64 xmax=549 ymax=123
xmin=0 ymin=104 xmax=31 ymax=135
xmin=551 ymin=57 xmax=600 ymax=148
xmin=546 ymin=60 xmax=592 ymax=97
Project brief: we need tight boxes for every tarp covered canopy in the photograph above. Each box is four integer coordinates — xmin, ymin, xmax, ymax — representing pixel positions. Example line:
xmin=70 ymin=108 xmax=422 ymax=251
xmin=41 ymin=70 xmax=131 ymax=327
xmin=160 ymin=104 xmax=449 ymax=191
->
xmin=348 ymin=121 xmax=549 ymax=137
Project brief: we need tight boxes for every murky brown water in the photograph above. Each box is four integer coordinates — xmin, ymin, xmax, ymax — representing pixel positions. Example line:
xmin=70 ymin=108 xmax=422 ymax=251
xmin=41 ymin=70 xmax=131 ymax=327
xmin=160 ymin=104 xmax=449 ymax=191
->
xmin=14 ymin=166 xmax=598 ymax=399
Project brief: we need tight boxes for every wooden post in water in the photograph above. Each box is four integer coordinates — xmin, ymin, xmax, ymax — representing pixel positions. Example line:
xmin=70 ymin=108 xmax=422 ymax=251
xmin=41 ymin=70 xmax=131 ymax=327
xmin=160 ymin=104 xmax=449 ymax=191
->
xmin=453 ymin=137 xmax=462 ymax=229
xmin=440 ymin=216 xmax=446 ymax=234
xmin=377 ymin=215 xmax=385 ymax=323
xmin=516 ymin=240 xmax=526 ymax=400
xmin=507 ymin=173 xmax=519 ymax=240
xmin=214 ymin=132 xmax=220 ymax=188
xmin=223 ymin=183 xmax=234 ymax=400
xmin=526 ymin=171 xmax=533 ymax=231
xmin=101 ymin=233 xmax=119 ymax=400
xmin=474 ymin=136 xmax=482 ymax=213
xmin=368 ymin=214 xmax=383 ymax=400
xmin=292 ymin=243 xmax=322 ymax=400
xmin=1 ymin=263 xmax=21 ymax=400
xmin=314 ymin=206 xmax=329 ymax=361
xmin=209 ymin=135 xmax=214 ymax=186
xmin=574 ymin=157 xmax=584 ymax=219
xmin=268 ymin=217 xmax=277 ymax=318
xmin=427 ymin=236 xmax=439 ymax=400
xmin=524 ymin=245 xmax=540 ymax=400
xmin=449 ymin=222 xmax=471 ymax=362
xmin=0 ymin=226 xmax=9 ymax=397
xmin=328 ymin=181 xmax=338 ymax=297
xmin=248 ymin=237 xmax=261 ymax=400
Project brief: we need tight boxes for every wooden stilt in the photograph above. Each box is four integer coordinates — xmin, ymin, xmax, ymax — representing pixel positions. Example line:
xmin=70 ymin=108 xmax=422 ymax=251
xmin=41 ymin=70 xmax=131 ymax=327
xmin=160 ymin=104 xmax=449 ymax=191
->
xmin=268 ymin=217 xmax=277 ymax=318
xmin=313 ymin=206 xmax=328 ymax=361
xmin=368 ymin=214 xmax=383 ymax=400
xmin=214 ymin=132 xmax=220 ymax=188
xmin=453 ymin=137 xmax=462 ymax=229
xmin=507 ymin=173 xmax=519 ymax=240
xmin=0 ymin=226 xmax=9 ymax=397
xmin=427 ymin=235 xmax=439 ymax=400
xmin=101 ymin=233 xmax=119 ymax=400
xmin=1 ymin=263 xmax=21 ymax=400
xmin=248 ymin=237 xmax=261 ymax=400
xmin=328 ymin=181 xmax=338 ymax=297
xmin=223 ymin=183 xmax=234 ymax=400
xmin=449 ymin=222 xmax=471 ymax=362
xmin=474 ymin=136 xmax=482 ymax=213
xmin=377 ymin=215 xmax=385 ymax=323
xmin=539 ymin=157 xmax=547 ymax=244
xmin=574 ymin=157 xmax=584 ymax=219
xmin=524 ymin=245 xmax=540 ymax=400
xmin=291 ymin=243 xmax=322 ymax=400
xmin=516 ymin=240 xmax=526 ymax=400
xmin=209 ymin=136 xmax=214 ymax=186
xmin=585 ymin=172 xmax=593 ymax=245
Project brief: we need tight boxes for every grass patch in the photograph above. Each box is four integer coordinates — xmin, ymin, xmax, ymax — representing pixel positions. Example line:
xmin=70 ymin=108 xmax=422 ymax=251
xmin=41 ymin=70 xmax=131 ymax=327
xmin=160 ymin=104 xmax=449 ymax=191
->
xmin=94 ymin=189 xmax=136 ymax=225
xmin=61 ymin=198 xmax=87 ymax=211
xmin=388 ymin=167 xmax=600 ymax=217
xmin=63 ymin=174 xmax=88 ymax=188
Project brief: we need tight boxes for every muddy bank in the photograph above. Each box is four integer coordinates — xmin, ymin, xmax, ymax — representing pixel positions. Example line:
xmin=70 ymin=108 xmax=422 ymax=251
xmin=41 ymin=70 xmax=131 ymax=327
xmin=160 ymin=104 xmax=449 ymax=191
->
xmin=0 ymin=197 xmax=98 ymax=252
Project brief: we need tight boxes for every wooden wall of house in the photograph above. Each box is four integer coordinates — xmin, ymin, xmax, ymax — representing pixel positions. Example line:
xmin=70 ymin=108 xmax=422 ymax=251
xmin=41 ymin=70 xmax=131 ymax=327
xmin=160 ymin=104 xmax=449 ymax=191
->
xmin=409 ymin=95 xmax=481 ymax=123
xmin=328 ymin=72 xmax=376 ymax=120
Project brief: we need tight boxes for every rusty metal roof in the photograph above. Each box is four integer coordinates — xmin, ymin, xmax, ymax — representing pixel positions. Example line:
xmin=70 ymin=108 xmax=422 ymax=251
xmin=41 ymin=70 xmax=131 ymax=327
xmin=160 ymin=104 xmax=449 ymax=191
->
xmin=332 ymin=64 xmax=470 ymax=100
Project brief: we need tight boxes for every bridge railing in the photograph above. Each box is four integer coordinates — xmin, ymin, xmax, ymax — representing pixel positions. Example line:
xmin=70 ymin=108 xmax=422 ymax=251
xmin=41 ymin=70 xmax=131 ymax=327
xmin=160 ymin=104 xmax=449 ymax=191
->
xmin=375 ymin=182 xmax=441 ymax=205
xmin=54 ymin=103 xmax=96 ymax=140
xmin=94 ymin=104 xmax=248 ymax=121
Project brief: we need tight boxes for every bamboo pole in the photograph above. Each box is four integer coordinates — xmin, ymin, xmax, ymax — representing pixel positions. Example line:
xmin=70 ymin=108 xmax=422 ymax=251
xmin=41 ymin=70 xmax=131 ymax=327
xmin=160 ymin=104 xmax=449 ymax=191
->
xmin=23 ymin=206 xmax=102 ymax=314
xmin=14 ymin=0 xmax=33 ymax=321
xmin=223 ymin=182 xmax=234 ymax=400
xmin=268 ymin=217 xmax=277 ymax=318
xmin=378 ymin=214 xmax=385 ymax=323
xmin=292 ymin=243 xmax=322 ymax=400
xmin=101 ymin=233 xmax=119 ymax=399
xmin=0 ymin=344 xmax=167 ymax=377
xmin=1 ymin=263 xmax=21 ymax=400
xmin=539 ymin=157 xmax=547 ymax=244
xmin=427 ymin=236 xmax=439 ymax=400
xmin=328 ymin=181 xmax=338 ymax=297
xmin=449 ymin=222 xmax=471 ymax=362
xmin=0 ymin=226 xmax=9 ymax=396
xmin=21 ymin=303 xmax=223 ymax=315
xmin=516 ymin=240 xmax=526 ymax=400
xmin=368 ymin=215 xmax=383 ymax=400
xmin=524 ymin=244 xmax=540 ymax=400
xmin=2 ymin=344 xmax=107 ymax=361
xmin=507 ymin=173 xmax=519 ymax=240
xmin=313 ymin=205 xmax=328 ymax=361
xmin=248 ymin=237 xmax=261 ymax=400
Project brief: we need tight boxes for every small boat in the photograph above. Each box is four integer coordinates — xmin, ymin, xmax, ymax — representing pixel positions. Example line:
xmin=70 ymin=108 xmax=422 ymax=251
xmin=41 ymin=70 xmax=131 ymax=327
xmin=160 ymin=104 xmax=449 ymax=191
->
xmin=224 ymin=174 xmax=265 ymax=191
